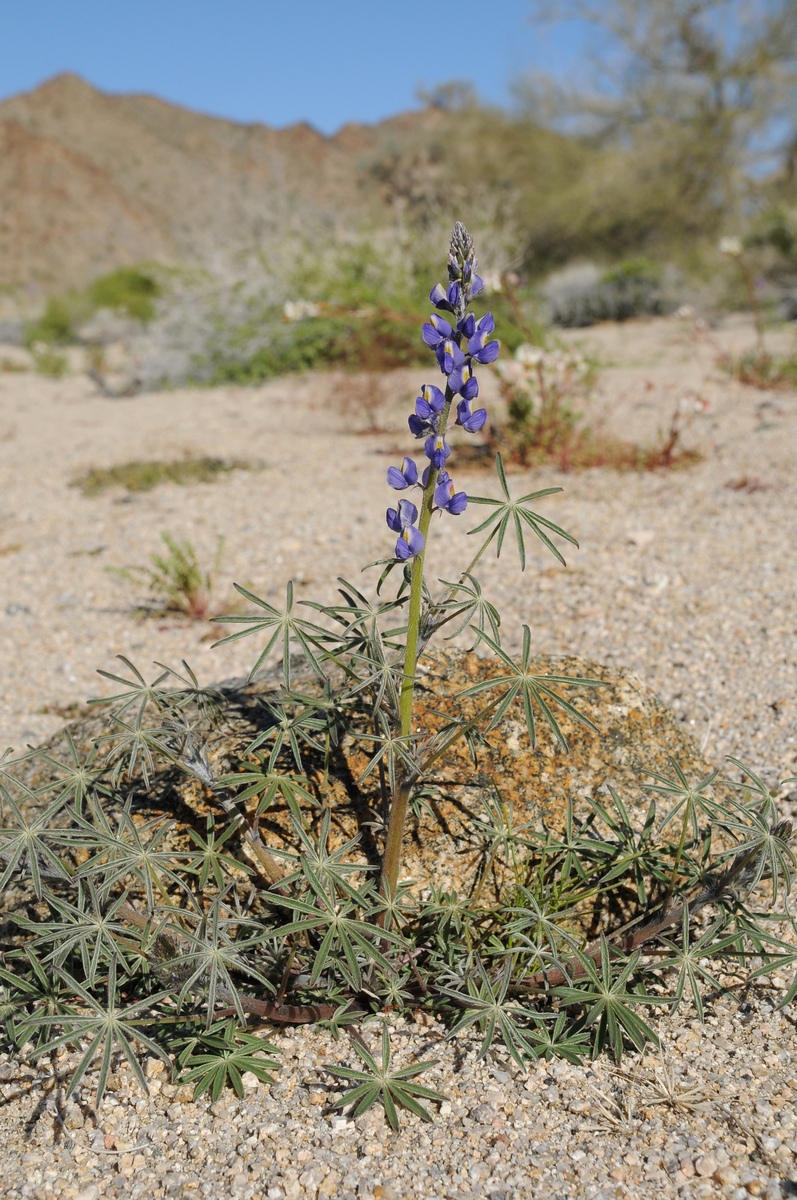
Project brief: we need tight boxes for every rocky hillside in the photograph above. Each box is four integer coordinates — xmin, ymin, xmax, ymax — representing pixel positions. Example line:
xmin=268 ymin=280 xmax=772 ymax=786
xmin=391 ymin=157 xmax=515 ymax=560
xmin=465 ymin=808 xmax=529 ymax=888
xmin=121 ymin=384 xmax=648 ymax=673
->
xmin=0 ymin=73 xmax=442 ymax=293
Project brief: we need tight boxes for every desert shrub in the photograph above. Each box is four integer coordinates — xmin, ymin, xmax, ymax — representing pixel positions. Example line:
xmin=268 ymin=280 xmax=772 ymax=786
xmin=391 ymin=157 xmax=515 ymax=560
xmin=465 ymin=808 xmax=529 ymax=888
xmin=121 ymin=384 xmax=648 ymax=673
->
xmin=24 ymin=295 xmax=86 ymax=347
xmin=23 ymin=267 xmax=161 ymax=347
xmin=543 ymin=259 xmax=671 ymax=327
xmin=86 ymin=267 xmax=161 ymax=323
xmin=197 ymin=309 xmax=426 ymax=385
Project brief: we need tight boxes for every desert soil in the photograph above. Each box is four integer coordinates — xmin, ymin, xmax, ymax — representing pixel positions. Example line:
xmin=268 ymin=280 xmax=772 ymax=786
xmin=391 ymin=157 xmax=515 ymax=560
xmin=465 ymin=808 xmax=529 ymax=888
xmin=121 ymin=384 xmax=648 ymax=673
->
xmin=0 ymin=314 xmax=796 ymax=1199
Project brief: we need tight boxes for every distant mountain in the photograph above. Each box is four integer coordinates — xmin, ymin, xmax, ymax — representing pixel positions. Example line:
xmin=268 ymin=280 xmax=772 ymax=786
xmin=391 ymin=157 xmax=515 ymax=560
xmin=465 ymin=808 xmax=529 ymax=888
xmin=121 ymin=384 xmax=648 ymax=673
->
xmin=0 ymin=73 xmax=443 ymax=294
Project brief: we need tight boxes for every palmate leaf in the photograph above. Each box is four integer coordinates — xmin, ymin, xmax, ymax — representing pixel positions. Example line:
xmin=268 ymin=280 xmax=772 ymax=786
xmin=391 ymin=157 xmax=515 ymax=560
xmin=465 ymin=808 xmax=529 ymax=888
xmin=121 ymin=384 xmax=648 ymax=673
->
xmin=467 ymin=452 xmax=578 ymax=570
xmin=74 ymin=798 xmax=186 ymax=909
xmin=325 ymin=1023 xmax=444 ymax=1131
xmin=303 ymin=576 xmax=407 ymax=653
xmin=25 ymin=956 xmax=172 ymax=1104
xmin=90 ymin=656 xmax=172 ymax=720
xmin=277 ymin=810 xmax=369 ymax=901
xmin=746 ymin=928 xmax=797 ymax=1008
xmin=14 ymin=881 xmax=136 ymax=987
xmin=97 ymin=711 xmax=174 ymax=789
xmin=457 ymin=624 xmax=602 ymax=749
xmin=526 ymin=1011 xmax=592 ymax=1064
xmin=160 ymin=889 xmax=274 ymax=1027
xmin=177 ymin=1017 xmax=279 ymax=1101
xmin=23 ymin=733 xmax=109 ymax=814
xmin=185 ymin=817 xmax=250 ymax=890
xmin=430 ymin=572 xmax=502 ymax=649
xmin=151 ymin=659 xmax=224 ymax=722
xmin=725 ymin=756 xmax=779 ymax=823
xmin=552 ymin=937 xmax=667 ymax=1062
xmin=356 ymin=713 xmax=420 ymax=793
xmin=0 ymin=784 xmax=74 ymax=897
xmin=437 ymin=957 xmax=538 ymax=1068
xmin=645 ymin=757 xmax=722 ymax=837
xmin=213 ymin=580 xmax=332 ymax=688
xmin=0 ymin=947 xmax=78 ymax=1048
xmin=269 ymin=860 xmax=399 ymax=991
xmin=717 ymin=811 xmax=796 ymax=904
xmin=655 ymin=909 xmax=738 ymax=1022
xmin=214 ymin=763 xmax=318 ymax=821
xmin=242 ymin=697 xmax=328 ymax=771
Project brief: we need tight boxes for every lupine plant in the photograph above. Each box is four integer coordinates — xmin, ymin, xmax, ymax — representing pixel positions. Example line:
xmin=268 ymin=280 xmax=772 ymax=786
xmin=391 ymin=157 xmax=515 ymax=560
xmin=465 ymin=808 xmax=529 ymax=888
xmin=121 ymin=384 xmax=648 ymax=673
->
xmin=1 ymin=225 xmax=795 ymax=1129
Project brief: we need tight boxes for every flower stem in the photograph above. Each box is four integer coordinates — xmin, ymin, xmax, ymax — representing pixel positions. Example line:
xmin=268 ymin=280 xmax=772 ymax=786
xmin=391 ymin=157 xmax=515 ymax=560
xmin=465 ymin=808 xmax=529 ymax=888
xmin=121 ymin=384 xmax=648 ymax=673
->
xmin=380 ymin=391 xmax=453 ymax=903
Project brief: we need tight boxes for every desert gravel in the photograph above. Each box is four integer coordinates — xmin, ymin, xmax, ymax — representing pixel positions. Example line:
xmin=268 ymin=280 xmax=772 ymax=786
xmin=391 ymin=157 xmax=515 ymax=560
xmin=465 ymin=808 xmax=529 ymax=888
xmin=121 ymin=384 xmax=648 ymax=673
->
xmin=0 ymin=315 xmax=796 ymax=1198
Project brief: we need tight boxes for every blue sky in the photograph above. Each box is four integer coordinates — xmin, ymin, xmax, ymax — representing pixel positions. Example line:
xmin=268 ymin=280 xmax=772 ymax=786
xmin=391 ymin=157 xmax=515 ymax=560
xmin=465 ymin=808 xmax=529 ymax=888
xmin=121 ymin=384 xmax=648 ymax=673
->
xmin=0 ymin=1 xmax=591 ymax=134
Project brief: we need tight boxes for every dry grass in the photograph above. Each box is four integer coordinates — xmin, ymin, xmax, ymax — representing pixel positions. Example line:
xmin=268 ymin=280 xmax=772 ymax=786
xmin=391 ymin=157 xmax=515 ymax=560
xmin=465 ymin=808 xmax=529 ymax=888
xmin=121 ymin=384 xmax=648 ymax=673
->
xmin=71 ymin=455 xmax=261 ymax=496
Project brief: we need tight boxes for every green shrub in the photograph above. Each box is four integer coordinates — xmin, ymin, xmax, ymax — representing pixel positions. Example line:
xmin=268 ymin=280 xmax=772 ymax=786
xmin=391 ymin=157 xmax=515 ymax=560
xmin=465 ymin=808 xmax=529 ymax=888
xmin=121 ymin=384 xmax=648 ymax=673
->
xmin=24 ymin=266 xmax=161 ymax=346
xmin=87 ymin=267 xmax=161 ymax=322
xmin=25 ymin=295 xmax=87 ymax=346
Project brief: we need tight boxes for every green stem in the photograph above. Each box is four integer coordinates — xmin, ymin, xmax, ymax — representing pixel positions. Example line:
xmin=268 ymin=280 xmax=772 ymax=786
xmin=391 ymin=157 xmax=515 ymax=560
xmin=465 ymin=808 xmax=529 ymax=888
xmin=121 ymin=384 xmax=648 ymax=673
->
xmin=380 ymin=391 xmax=454 ymax=903
xmin=662 ymin=802 xmax=691 ymax=913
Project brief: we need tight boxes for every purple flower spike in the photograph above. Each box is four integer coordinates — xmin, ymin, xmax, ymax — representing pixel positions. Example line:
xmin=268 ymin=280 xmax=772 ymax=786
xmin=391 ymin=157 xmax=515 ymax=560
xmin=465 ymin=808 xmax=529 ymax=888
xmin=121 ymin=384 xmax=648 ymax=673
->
xmin=425 ymin=434 xmax=451 ymax=468
xmin=456 ymin=397 xmax=488 ymax=433
xmin=435 ymin=338 xmax=465 ymax=377
xmin=387 ymin=456 xmax=419 ymax=490
xmin=434 ymin=472 xmax=468 ymax=515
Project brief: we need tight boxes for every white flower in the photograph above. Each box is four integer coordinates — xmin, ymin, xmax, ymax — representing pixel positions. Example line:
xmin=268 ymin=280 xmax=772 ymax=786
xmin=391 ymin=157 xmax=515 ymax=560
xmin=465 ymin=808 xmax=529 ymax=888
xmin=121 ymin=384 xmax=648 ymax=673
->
xmin=719 ymin=237 xmax=743 ymax=258
xmin=480 ymin=269 xmax=504 ymax=294
xmin=283 ymin=299 xmax=321 ymax=322
xmin=515 ymin=343 xmax=544 ymax=368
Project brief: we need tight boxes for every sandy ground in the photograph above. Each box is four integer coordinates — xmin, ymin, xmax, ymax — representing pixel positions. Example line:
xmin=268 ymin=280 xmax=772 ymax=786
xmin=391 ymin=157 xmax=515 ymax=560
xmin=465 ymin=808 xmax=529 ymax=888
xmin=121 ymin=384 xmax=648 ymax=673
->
xmin=1 ymin=314 xmax=797 ymax=1199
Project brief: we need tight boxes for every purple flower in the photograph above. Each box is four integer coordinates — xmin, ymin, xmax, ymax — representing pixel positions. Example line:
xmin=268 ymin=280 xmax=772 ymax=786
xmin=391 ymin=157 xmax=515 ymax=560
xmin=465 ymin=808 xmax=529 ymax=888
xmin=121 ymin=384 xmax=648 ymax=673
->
xmin=434 ymin=472 xmax=468 ymax=515
xmin=462 ymin=262 xmax=484 ymax=298
xmin=421 ymin=313 xmax=454 ymax=350
xmin=408 ymin=384 xmax=446 ymax=437
xmin=386 ymin=498 xmax=424 ymax=560
xmin=424 ymin=434 xmax=451 ymax=468
xmin=387 ymin=457 xmax=419 ymax=490
xmin=456 ymin=396 xmax=488 ymax=433
xmin=435 ymin=338 xmax=465 ymax=377
xmin=457 ymin=313 xmax=475 ymax=340
xmin=429 ymin=281 xmax=462 ymax=314
xmin=448 ymin=360 xmax=479 ymax=399
xmin=468 ymin=312 xmax=499 ymax=364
